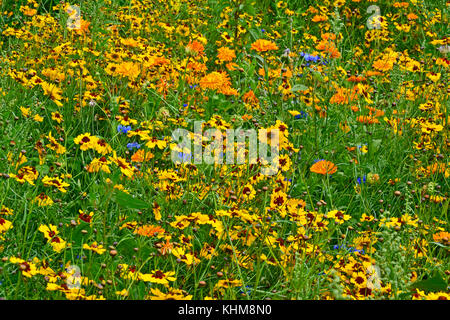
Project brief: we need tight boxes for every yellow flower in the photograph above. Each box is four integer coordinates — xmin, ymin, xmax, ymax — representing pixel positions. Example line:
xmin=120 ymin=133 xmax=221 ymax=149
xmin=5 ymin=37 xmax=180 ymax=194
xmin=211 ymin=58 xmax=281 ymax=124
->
xmin=42 ymin=175 xmax=70 ymax=192
xmin=83 ymin=242 xmax=106 ymax=254
xmin=20 ymin=106 xmax=31 ymax=117
xmin=109 ymin=152 xmax=135 ymax=178
xmin=139 ymin=270 xmax=176 ymax=285
xmin=41 ymin=82 xmax=63 ymax=107
xmin=0 ymin=217 xmax=13 ymax=233
xmin=74 ymin=133 xmax=98 ymax=151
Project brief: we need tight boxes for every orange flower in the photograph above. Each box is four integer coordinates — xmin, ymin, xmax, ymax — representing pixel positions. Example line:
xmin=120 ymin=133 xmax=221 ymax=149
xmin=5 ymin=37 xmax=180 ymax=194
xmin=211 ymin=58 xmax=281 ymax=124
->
xmin=199 ymin=71 xmax=231 ymax=90
xmin=357 ymin=115 xmax=379 ymax=124
xmin=131 ymin=149 xmax=154 ymax=162
xmin=217 ymin=47 xmax=236 ymax=62
xmin=134 ymin=225 xmax=165 ymax=237
xmin=433 ymin=231 xmax=450 ymax=245
xmin=242 ymin=90 xmax=259 ymax=104
xmin=310 ymin=160 xmax=337 ymax=175
xmin=185 ymin=40 xmax=204 ymax=56
xmin=316 ymin=40 xmax=341 ymax=58
xmin=251 ymin=39 xmax=278 ymax=52
xmin=373 ymin=59 xmax=394 ymax=72
xmin=312 ymin=15 xmax=328 ymax=22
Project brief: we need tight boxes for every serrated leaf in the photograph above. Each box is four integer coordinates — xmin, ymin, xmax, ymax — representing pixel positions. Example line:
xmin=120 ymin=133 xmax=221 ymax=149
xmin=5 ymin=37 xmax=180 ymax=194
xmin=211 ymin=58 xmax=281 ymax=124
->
xmin=114 ymin=191 xmax=150 ymax=210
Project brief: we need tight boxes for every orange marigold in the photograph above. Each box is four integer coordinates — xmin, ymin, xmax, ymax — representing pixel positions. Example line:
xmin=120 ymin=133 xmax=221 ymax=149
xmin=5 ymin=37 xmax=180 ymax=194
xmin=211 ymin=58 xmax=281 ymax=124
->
xmin=251 ymin=39 xmax=279 ymax=52
xmin=217 ymin=47 xmax=236 ymax=62
xmin=310 ymin=160 xmax=338 ymax=175
xmin=185 ymin=40 xmax=205 ymax=56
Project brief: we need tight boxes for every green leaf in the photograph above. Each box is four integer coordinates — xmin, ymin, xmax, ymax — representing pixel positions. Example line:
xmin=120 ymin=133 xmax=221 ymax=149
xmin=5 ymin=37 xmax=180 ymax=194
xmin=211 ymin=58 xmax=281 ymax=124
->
xmin=410 ymin=274 xmax=448 ymax=293
xmin=113 ymin=191 xmax=150 ymax=210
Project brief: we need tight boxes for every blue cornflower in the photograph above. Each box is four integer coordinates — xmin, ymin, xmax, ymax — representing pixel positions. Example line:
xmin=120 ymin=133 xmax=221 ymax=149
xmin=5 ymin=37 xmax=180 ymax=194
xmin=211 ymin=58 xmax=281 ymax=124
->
xmin=295 ymin=110 xmax=308 ymax=119
xmin=117 ymin=124 xmax=131 ymax=134
xmin=301 ymin=52 xmax=321 ymax=63
xmin=127 ymin=142 xmax=141 ymax=151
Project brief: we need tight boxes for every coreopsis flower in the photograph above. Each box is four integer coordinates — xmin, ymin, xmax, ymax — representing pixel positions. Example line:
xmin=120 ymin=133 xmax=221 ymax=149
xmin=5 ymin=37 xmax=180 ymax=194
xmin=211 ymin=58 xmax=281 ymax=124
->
xmin=46 ymin=132 xmax=66 ymax=154
xmin=277 ymin=154 xmax=292 ymax=172
xmin=270 ymin=190 xmax=287 ymax=214
xmin=109 ymin=152 xmax=135 ymax=177
xmin=139 ymin=270 xmax=176 ymax=284
xmin=92 ymin=138 xmax=113 ymax=155
xmin=310 ymin=160 xmax=337 ymax=175
xmin=360 ymin=213 xmax=374 ymax=222
xmin=0 ymin=206 xmax=14 ymax=216
xmin=147 ymin=288 xmax=192 ymax=300
xmin=215 ymin=279 xmax=243 ymax=289
xmin=9 ymin=257 xmax=38 ymax=278
xmin=145 ymin=137 xmax=167 ymax=150
xmin=7 ymin=152 xmax=27 ymax=168
xmin=327 ymin=210 xmax=351 ymax=224
xmin=251 ymin=39 xmax=279 ymax=52
xmin=48 ymin=237 xmax=68 ymax=252
xmin=38 ymin=224 xmax=59 ymax=240
xmin=20 ymin=106 xmax=31 ymax=117
xmin=87 ymin=157 xmax=111 ymax=173
xmin=34 ymin=193 xmax=54 ymax=207
xmin=240 ymin=184 xmax=256 ymax=201
xmin=10 ymin=166 xmax=39 ymax=185
xmin=83 ymin=242 xmax=106 ymax=254
xmin=78 ymin=210 xmax=94 ymax=224
xmin=74 ymin=133 xmax=98 ymax=151
xmin=426 ymin=72 xmax=441 ymax=82
xmin=41 ymin=82 xmax=64 ymax=107
xmin=0 ymin=217 xmax=13 ymax=233
xmin=153 ymin=202 xmax=161 ymax=221
xmin=42 ymin=175 xmax=70 ymax=192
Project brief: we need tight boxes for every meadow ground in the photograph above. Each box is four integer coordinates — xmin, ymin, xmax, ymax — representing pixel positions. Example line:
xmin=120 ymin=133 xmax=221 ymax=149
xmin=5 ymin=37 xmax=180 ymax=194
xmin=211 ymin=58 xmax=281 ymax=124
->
xmin=0 ymin=0 xmax=448 ymax=300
